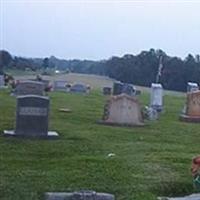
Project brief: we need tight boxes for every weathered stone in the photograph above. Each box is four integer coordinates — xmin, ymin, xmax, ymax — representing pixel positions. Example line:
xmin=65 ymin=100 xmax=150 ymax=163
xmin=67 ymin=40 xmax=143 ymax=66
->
xmin=54 ymin=81 xmax=68 ymax=91
xmin=14 ymin=80 xmax=45 ymax=96
xmin=100 ymin=94 xmax=144 ymax=126
xmin=180 ymin=91 xmax=200 ymax=122
xmin=45 ymin=191 xmax=115 ymax=200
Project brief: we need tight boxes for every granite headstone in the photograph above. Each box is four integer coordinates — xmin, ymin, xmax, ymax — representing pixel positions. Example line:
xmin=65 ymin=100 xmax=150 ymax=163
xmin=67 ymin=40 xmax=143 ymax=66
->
xmin=54 ymin=80 xmax=68 ymax=91
xmin=113 ymin=82 xmax=136 ymax=96
xmin=70 ymin=83 xmax=89 ymax=93
xmin=113 ymin=81 xmax=124 ymax=95
xmin=14 ymin=80 xmax=45 ymax=96
xmin=4 ymin=95 xmax=58 ymax=138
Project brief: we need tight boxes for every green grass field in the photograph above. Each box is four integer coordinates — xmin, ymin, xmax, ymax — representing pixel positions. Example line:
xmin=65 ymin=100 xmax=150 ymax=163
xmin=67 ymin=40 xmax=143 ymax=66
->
xmin=0 ymin=89 xmax=199 ymax=200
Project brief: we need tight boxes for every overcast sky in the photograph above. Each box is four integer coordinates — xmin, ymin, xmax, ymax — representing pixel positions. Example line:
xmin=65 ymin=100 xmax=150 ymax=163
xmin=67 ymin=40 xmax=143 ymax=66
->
xmin=0 ymin=0 xmax=200 ymax=60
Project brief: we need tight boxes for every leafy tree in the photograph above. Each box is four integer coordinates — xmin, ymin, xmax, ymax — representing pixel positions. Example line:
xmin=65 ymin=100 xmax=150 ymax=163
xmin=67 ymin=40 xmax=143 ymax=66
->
xmin=0 ymin=50 xmax=12 ymax=74
xmin=3 ymin=48 xmax=200 ymax=92
xmin=42 ymin=57 xmax=49 ymax=69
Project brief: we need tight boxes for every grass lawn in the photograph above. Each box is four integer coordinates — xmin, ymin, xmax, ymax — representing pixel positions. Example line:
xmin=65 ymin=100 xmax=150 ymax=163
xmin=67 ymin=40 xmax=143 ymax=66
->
xmin=0 ymin=89 xmax=199 ymax=200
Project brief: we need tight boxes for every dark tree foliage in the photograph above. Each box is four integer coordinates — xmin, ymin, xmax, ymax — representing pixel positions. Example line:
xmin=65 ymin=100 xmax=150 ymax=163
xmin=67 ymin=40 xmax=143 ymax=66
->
xmin=42 ymin=57 xmax=49 ymax=69
xmin=105 ymin=49 xmax=200 ymax=92
xmin=2 ymin=49 xmax=200 ymax=92
xmin=0 ymin=50 xmax=12 ymax=74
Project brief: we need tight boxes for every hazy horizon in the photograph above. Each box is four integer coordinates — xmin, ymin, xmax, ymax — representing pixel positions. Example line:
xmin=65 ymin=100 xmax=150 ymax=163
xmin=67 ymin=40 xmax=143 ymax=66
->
xmin=1 ymin=0 xmax=200 ymax=60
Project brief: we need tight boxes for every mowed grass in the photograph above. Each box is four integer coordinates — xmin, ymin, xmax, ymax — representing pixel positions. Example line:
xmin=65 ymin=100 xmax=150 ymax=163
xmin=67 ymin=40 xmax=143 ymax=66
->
xmin=0 ymin=89 xmax=199 ymax=200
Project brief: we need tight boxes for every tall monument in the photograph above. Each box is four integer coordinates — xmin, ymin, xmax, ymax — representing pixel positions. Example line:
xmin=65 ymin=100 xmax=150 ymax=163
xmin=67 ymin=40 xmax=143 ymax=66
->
xmin=156 ymin=56 xmax=163 ymax=83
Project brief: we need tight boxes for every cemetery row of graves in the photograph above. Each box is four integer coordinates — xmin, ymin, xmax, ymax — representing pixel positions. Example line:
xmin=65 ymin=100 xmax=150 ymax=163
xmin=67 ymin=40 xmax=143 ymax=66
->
xmin=0 ymin=74 xmax=200 ymax=200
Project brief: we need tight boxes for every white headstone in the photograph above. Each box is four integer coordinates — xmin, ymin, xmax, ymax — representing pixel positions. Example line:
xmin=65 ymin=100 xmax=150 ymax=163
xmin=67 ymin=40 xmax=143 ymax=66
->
xmin=150 ymin=83 xmax=163 ymax=112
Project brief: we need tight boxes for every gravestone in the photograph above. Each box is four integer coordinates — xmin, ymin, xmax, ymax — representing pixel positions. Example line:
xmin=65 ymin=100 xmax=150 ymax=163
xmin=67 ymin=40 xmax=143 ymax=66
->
xmin=113 ymin=81 xmax=124 ymax=95
xmin=180 ymin=91 xmax=200 ymax=122
xmin=54 ymin=80 xmax=68 ymax=91
xmin=121 ymin=83 xmax=136 ymax=96
xmin=150 ymin=83 xmax=163 ymax=112
xmin=70 ymin=83 xmax=89 ymax=93
xmin=187 ymin=82 xmax=199 ymax=93
xmin=103 ymin=87 xmax=112 ymax=95
xmin=14 ymin=80 xmax=45 ymax=96
xmin=45 ymin=190 xmax=115 ymax=200
xmin=158 ymin=193 xmax=200 ymax=200
xmin=30 ymin=78 xmax=51 ymax=92
xmin=0 ymin=75 xmax=5 ymax=87
xmin=113 ymin=82 xmax=136 ymax=96
xmin=100 ymin=94 xmax=144 ymax=126
xmin=4 ymin=95 xmax=59 ymax=138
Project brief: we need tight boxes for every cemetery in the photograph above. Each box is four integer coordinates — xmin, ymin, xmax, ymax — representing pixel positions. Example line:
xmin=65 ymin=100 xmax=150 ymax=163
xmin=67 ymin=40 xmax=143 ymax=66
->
xmin=1 ymin=1 xmax=200 ymax=199
xmin=0 ymin=77 xmax=199 ymax=200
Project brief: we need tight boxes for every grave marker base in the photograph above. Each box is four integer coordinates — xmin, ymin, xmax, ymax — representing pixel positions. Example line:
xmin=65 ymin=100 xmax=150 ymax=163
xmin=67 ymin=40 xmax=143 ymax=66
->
xmin=97 ymin=120 xmax=145 ymax=127
xmin=179 ymin=114 xmax=200 ymax=123
xmin=3 ymin=130 xmax=59 ymax=139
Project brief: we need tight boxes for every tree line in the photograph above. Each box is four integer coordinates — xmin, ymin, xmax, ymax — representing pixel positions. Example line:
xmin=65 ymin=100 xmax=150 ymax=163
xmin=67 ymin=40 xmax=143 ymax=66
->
xmin=0 ymin=49 xmax=200 ymax=92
